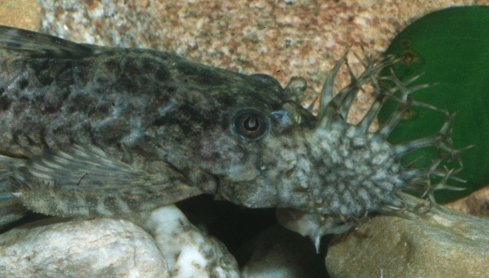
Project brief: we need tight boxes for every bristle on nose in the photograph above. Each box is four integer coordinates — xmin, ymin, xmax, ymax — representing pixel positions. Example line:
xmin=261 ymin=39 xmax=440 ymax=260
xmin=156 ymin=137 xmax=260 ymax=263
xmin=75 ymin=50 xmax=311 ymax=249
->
xmin=296 ymin=51 xmax=466 ymax=247
xmin=317 ymin=50 xmax=395 ymax=129
xmin=315 ymin=50 xmax=465 ymax=211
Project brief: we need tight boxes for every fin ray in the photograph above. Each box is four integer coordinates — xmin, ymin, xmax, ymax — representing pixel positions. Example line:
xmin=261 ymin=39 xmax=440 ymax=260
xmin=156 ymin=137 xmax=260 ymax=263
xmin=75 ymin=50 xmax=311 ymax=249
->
xmin=0 ymin=154 xmax=27 ymax=228
xmin=15 ymin=145 xmax=202 ymax=217
xmin=0 ymin=25 xmax=95 ymax=58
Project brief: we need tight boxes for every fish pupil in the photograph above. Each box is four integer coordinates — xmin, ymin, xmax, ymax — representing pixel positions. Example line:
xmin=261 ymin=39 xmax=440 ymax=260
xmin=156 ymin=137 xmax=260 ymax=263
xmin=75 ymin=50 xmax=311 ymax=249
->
xmin=243 ymin=116 xmax=259 ymax=131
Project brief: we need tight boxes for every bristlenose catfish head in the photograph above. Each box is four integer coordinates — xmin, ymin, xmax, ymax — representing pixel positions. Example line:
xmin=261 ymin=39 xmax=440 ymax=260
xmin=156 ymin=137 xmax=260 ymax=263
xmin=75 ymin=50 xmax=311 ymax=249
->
xmin=190 ymin=53 xmax=460 ymax=220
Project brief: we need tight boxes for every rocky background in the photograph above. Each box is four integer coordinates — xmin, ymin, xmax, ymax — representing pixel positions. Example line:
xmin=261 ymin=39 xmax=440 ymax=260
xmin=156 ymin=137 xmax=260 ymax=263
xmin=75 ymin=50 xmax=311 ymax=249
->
xmin=2 ymin=0 xmax=489 ymax=277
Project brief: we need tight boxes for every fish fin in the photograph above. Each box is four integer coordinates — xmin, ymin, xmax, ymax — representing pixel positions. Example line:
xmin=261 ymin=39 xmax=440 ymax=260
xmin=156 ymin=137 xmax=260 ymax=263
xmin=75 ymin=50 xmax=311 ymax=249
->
xmin=0 ymin=25 xmax=95 ymax=58
xmin=15 ymin=145 xmax=202 ymax=217
xmin=0 ymin=154 xmax=28 ymax=228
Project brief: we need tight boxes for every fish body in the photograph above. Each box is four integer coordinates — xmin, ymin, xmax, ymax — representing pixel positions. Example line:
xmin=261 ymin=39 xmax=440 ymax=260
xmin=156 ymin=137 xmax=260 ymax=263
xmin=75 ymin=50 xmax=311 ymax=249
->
xmin=0 ymin=26 xmax=456 ymax=232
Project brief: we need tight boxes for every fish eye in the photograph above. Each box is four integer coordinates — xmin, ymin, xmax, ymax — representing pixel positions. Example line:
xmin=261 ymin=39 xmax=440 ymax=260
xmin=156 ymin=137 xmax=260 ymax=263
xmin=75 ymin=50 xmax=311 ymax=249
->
xmin=232 ymin=109 xmax=270 ymax=141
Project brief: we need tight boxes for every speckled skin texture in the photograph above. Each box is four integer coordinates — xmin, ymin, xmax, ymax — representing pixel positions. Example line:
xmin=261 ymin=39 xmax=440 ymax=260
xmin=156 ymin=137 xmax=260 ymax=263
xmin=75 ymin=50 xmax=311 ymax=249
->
xmin=0 ymin=26 xmax=455 ymax=230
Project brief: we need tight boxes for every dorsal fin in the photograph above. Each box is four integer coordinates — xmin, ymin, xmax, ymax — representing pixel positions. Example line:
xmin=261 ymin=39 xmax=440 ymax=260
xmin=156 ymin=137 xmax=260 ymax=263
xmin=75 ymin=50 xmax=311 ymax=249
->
xmin=0 ymin=25 xmax=95 ymax=58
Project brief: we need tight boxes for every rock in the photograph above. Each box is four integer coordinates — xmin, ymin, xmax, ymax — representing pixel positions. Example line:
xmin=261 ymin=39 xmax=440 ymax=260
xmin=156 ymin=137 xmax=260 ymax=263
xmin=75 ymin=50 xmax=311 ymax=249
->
xmin=240 ymin=225 xmax=327 ymax=278
xmin=0 ymin=0 xmax=41 ymax=30
xmin=139 ymin=206 xmax=239 ymax=278
xmin=326 ymin=206 xmax=489 ymax=278
xmin=447 ymin=184 xmax=489 ymax=217
xmin=0 ymin=205 xmax=239 ymax=277
xmin=0 ymin=218 xmax=169 ymax=278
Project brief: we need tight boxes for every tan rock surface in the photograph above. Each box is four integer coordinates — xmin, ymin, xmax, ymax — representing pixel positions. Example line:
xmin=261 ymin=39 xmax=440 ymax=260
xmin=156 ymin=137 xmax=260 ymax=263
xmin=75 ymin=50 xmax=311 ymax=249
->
xmin=326 ymin=206 xmax=489 ymax=278
xmin=447 ymin=185 xmax=489 ymax=216
xmin=0 ymin=0 xmax=41 ymax=30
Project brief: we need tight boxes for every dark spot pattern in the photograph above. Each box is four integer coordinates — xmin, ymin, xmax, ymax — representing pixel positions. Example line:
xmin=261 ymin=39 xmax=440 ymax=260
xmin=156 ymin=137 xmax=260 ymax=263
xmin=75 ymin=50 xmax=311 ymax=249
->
xmin=0 ymin=28 xmax=285 ymax=214
xmin=18 ymin=79 xmax=29 ymax=90
xmin=0 ymin=96 xmax=11 ymax=111
xmin=103 ymin=196 xmax=117 ymax=211
xmin=176 ymin=61 xmax=229 ymax=86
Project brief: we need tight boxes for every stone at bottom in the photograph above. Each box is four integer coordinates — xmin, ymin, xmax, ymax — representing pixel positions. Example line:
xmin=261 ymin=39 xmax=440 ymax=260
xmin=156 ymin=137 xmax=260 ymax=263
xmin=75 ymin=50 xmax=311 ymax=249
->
xmin=0 ymin=218 xmax=169 ymax=277
xmin=326 ymin=206 xmax=489 ymax=278
xmin=139 ymin=206 xmax=239 ymax=278
xmin=0 ymin=205 xmax=239 ymax=277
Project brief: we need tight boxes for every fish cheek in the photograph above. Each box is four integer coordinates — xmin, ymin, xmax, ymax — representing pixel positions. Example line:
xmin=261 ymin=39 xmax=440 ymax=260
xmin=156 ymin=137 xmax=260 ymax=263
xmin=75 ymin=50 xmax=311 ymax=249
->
xmin=194 ymin=133 xmax=246 ymax=171
xmin=209 ymin=140 xmax=280 ymax=207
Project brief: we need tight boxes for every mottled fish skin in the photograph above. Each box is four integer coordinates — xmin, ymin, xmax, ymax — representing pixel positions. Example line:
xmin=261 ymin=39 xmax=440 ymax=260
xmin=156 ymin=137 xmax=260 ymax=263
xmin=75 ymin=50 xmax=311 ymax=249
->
xmin=0 ymin=25 xmax=311 ymax=220
xmin=0 ymin=25 xmax=458 ymax=231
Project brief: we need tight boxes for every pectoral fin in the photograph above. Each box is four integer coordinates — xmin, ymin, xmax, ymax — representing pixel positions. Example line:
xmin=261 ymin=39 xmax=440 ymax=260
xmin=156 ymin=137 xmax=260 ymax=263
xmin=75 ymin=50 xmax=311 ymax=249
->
xmin=13 ymin=145 xmax=202 ymax=217
xmin=0 ymin=154 xmax=28 ymax=228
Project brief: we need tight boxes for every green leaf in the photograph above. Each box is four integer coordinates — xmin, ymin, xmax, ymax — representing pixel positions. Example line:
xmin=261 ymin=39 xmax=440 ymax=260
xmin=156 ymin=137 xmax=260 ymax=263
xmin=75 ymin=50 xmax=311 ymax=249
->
xmin=379 ymin=6 xmax=489 ymax=203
